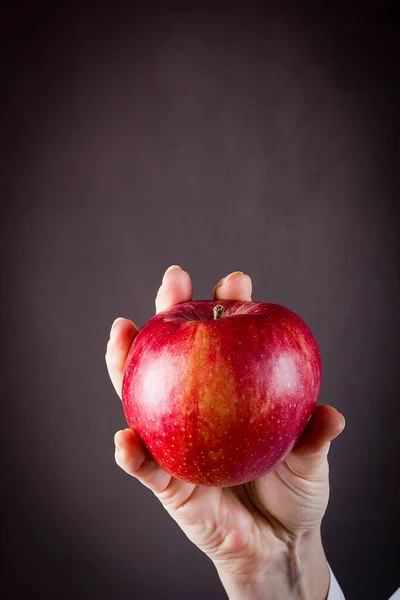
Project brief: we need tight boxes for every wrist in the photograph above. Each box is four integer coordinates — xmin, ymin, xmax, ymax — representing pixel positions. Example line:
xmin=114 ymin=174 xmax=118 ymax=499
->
xmin=215 ymin=528 xmax=330 ymax=600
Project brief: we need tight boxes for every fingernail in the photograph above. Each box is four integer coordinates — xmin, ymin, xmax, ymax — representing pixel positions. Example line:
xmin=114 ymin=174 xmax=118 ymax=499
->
xmin=216 ymin=271 xmax=245 ymax=289
xmin=340 ymin=414 xmax=346 ymax=431
xmin=162 ymin=265 xmax=182 ymax=282
xmin=110 ymin=317 xmax=125 ymax=338
xmin=114 ymin=430 xmax=124 ymax=451
xmin=331 ymin=415 xmax=346 ymax=441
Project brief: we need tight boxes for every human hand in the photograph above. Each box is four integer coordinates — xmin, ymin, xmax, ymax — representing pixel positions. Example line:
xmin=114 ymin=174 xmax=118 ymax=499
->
xmin=105 ymin=266 xmax=345 ymax=599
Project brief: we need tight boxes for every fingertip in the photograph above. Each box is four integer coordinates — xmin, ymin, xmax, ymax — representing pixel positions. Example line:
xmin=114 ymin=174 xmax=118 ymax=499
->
xmin=162 ymin=265 xmax=182 ymax=282
xmin=339 ymin=413 xmax=346 ymax=429
xmin=330 ymin=412 xmax=346 ymax=441
xmin=106 ymin=320 xmax=138 ymax=399
xmin=155 ymin=267 xmax=193 ymax=313
xmin=213 ymin=272 xmax=252 ymax=301
xmin=114 ymin=429 xmax=125 ymax=450
xmin=114 ymin=428 xmax=136 ymax=449
xmin=108 ymin=319 xmax=138 ymax=350
xmin=112 ymin=317 xmax=137 ymax=334
xmin=321 ymin=406 xmax=346 ymax=438
xmin=292 ymin=405 xmax=344 ymax=457
xmin=110 ymin=317 xmax=126 ymax=338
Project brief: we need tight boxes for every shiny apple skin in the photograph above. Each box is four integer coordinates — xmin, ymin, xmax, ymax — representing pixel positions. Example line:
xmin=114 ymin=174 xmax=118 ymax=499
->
xmin=122 ymin=300 xmax=322 ymax=487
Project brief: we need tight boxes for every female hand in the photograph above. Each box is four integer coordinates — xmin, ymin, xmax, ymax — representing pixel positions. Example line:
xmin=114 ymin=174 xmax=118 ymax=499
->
xmin=105 ymin=266 xmax=345 ymax=599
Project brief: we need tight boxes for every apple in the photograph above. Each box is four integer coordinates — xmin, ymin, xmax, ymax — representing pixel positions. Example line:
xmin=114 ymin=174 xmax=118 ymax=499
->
xmin=122 ymin=300 xmax=321 ymax=487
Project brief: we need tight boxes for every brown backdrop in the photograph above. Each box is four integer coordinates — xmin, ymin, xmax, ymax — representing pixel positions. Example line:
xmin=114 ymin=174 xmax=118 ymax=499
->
xmin=2 ymin=3 xmax=399 ymax=599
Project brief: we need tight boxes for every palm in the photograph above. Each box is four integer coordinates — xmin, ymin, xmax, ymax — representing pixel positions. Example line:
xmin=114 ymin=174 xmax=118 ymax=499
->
xmin=158 ymin=473 xmax=279 ymax=567
xmin=247 ymin=457 xmax=329 ymax=534
xmin=158 ymin=448 xmax=328 ymax=566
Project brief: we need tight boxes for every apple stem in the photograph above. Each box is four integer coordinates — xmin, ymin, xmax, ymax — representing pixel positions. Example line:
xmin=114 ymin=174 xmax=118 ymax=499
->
xmin=213 ymin=304 xmax=225 ymax=320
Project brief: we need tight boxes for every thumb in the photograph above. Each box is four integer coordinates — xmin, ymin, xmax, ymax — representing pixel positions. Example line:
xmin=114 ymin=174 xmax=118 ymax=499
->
xmin=285 ymin=405 xmax=345 ymax=478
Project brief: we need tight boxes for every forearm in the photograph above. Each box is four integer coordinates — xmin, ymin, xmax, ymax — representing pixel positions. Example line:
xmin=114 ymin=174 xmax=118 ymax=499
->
xmin=216 ymin=529 xmax=330 ymax=600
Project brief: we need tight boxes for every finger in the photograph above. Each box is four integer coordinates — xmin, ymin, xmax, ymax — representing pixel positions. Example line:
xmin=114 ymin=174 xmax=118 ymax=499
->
xmin=105 ymin=318 xmax=138 ymax=399
xmin=293 ymin=405 xmax=345 ymax=455
xmin=114 ymin=429 xmax=205 ymax=514
xmin=286 ymin=405 xmax=345 ymax=477
xmin=155 ymin=265 xmax=193 ymax=314
xmin=213 ymin=271 xmax=252 ymax=301
xmin=114 ymin=428 xmax=199 ymax=513
xmin=114 ymin=428 xmax=172 ymax=493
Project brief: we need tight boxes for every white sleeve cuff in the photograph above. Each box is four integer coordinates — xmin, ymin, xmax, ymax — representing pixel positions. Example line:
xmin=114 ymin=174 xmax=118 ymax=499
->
xmin=327 ymin=564 xmax=346 ymax=600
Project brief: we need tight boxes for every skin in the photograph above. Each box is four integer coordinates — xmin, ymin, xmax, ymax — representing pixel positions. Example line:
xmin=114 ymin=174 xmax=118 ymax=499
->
xmin=105 ymin=266 xmax=345 ymax=600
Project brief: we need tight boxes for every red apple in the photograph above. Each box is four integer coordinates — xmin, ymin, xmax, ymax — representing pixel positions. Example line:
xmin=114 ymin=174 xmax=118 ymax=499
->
xmin=122 ymin=300 xmax=321 ymax=487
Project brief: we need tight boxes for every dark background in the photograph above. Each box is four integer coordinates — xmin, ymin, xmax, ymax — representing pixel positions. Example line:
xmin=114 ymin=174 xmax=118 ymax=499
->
xmin=2 ymin=2 xmax=399 ymax=599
